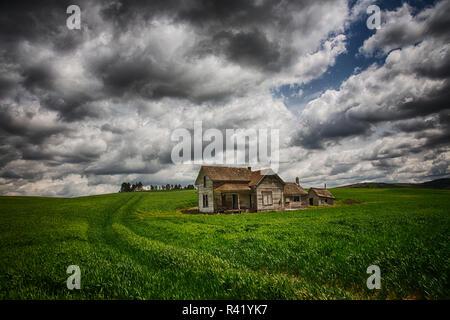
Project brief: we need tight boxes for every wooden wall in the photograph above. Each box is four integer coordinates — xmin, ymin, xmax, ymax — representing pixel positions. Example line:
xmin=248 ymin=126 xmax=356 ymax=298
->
xmin=284 ymin=195 xmax=308 ymax=210
xmin=197 ymin=172 xmax=214 ymax=213
xmin=255 ymin=175 xmax=284 ymax=211
xmin=308 ymin=190 xmax=333 ymax=206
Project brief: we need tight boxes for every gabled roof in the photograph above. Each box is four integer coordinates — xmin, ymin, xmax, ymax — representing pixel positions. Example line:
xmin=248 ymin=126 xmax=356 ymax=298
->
xmin=202 ymin=166 xmax=251 ymax=181
xmin=284 ymin=182 xmax=307 ymax=195
xmin=195 ymin=165 xmax=285 ymax=187
xmin=249 ymin=168 xmax=284 ymax=186
xmin=195 ymin=166 xmax=251 ymax=185
xmin=309 ymin=188 xmax=335 ymax=199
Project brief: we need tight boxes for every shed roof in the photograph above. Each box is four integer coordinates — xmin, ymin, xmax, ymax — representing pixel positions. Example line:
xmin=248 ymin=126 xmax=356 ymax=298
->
xmin=309 ymin=188 xmax=335 ymax=199
xmin=213 ymin=183 xmax=251 ymax=191
xmin=284 ymin=182 xmax=308 ymax=195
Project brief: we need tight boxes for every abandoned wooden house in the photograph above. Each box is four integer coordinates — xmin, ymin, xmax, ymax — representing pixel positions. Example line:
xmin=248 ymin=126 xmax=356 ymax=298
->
xmin=194 ymin=165 xmax=308 ymax=213
xmin=308 ymin=188 xmax=335 ymax=206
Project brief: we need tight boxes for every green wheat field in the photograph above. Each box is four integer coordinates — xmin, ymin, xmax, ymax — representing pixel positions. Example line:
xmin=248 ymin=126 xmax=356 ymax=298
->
xmin=0 ymin=188 xmax=448 ymax=299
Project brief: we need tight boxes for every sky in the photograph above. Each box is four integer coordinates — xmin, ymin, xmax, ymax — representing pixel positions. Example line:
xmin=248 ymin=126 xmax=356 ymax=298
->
xmin=0 ymin=0 xmax=449 ymax=197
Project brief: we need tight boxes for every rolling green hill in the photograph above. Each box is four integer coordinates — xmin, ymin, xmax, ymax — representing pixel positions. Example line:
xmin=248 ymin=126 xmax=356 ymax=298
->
xmin=337 ymin=178 xmax=450 ymax=189
xmin=0 ymin=188 xmax=449 ymax=299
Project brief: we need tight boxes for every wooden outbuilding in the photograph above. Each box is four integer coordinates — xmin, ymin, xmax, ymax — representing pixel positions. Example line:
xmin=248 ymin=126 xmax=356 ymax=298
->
xmin=308 ymin=188 xmax=335 ymax=206
xmin=284 ymin=182 xmax=308 ymax=210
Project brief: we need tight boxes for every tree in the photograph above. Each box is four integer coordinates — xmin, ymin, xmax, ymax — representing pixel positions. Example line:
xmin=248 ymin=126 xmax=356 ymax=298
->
xmin=120 ymin=182 xmax=131 ymax=193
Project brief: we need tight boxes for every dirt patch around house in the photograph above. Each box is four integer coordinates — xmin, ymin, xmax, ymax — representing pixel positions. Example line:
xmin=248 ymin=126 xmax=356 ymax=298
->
xmin=178 ymin=206 xmax=201 ymax=214
xmin=343 ymin=199 xmax=362 ymax=205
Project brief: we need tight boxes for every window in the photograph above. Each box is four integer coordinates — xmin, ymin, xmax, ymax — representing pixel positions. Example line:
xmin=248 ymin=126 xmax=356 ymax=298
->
xmin=325 ymin=198 xmax=328 ymax=203
xmin=203 ymin=194 xmax=208 ymax=207
xmin=294 ymin=196 xmax=300 ymax=202
xmin=203 ymin=176 xmax=207 ymax=187
xmin=285 ymin=197 xmax=290 ymax=203
xmin=262 ymin=192 xmax=273 ymax=205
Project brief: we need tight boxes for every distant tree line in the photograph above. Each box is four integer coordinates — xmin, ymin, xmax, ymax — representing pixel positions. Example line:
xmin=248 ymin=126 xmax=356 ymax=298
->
xmin=119 ymin=182 xmax=195 ymax=192
xmin=120 ymin=181 xmax=143 ymax=192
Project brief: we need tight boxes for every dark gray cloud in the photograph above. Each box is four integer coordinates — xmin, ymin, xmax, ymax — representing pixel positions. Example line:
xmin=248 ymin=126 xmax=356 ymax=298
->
xmin=0 ymin=76 xmax=17 ymax=98
xmin=0 ymin=1 xmax=87 ymax=55
xmin=208 ymin=29 xmax=283 ymax=71
xmin=100 ymin=0 xmax=319 ymax=35
xmin=418 ymin=112 xmax=450 ymax=149
xmin=0 ymin=105 xmax=70 ymax=144
xmin=293 ymin=113 xmax=372 ymax=150
xmin=394 ymin=118 xmax=437 ymax=133
xmin=423 ymin=0 xmax=450 ymax=38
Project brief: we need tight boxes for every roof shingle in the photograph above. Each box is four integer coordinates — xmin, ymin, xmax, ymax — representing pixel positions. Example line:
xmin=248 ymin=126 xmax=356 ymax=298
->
xmin=284 ymin=182 xmax=307 ymax=195
xmin=201 ymin=166 xmax=251 ymax=182
xmin=214 ymin=183 xmax=251 ymax=191
xmin=310 ymin=188 xmax=335 ymax=199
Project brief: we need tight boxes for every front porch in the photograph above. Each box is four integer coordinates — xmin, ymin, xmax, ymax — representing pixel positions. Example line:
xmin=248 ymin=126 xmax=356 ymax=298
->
xmin=213 ymin=186 xmax=256 ymax=213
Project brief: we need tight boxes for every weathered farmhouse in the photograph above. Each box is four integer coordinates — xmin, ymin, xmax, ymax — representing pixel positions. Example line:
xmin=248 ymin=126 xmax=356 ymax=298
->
xmin=194 ymin=166 xmax=308 ymax=213
xmin=308 ymin=188 xmax=335 ymax=206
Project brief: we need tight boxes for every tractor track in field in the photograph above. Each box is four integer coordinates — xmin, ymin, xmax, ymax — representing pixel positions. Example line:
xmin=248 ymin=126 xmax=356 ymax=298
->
xmin=84 ymin=193 xmax=169 ymax=298
xmin=85 ymin=193 xmax=307 ymax=299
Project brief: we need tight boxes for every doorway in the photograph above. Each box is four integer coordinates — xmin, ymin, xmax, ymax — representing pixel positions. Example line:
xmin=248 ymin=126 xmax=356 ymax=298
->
xmin=309 ymin=198 xmax=313 ymax=206
xmin=221 ymin=194 xmax=226 ymax=207
xmin=232 ymin=194 xmax=238 ymax=209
